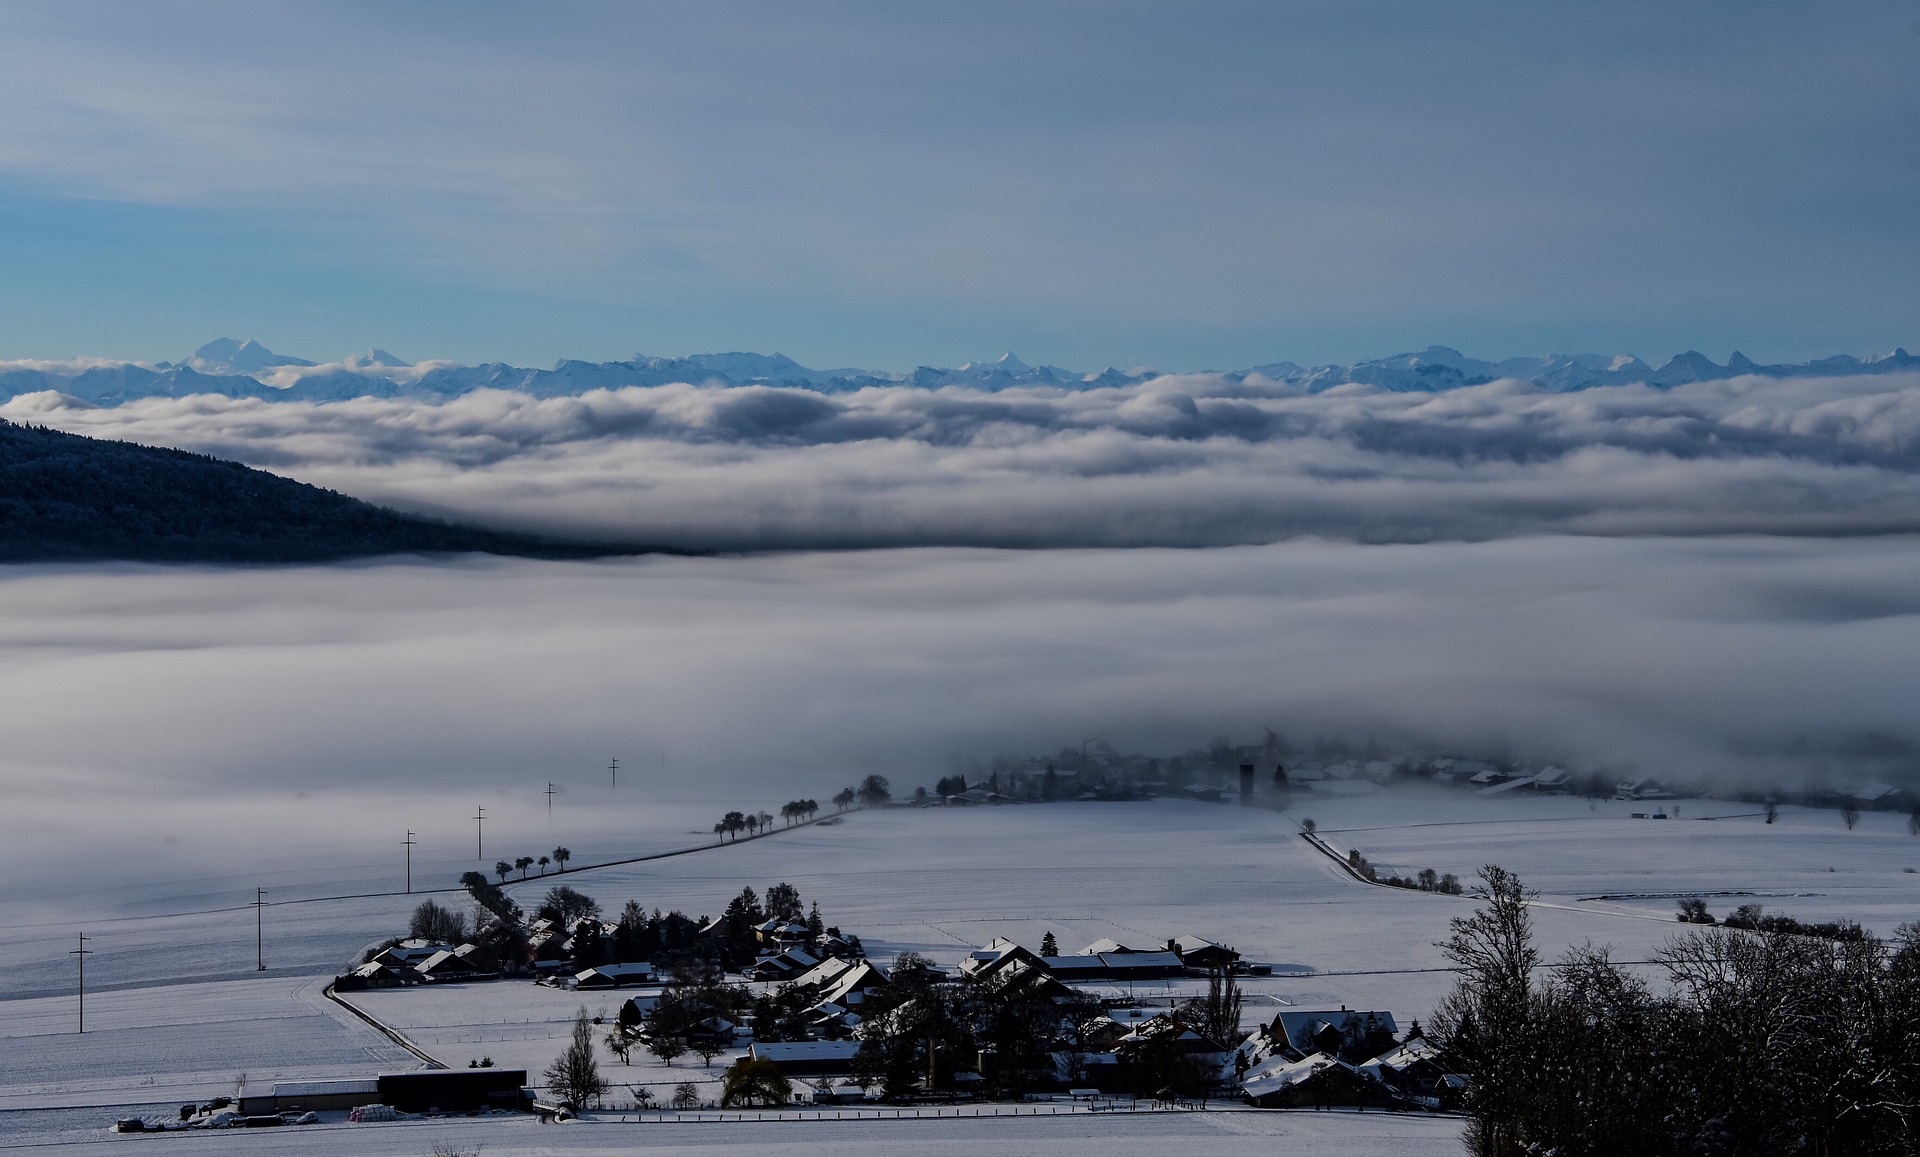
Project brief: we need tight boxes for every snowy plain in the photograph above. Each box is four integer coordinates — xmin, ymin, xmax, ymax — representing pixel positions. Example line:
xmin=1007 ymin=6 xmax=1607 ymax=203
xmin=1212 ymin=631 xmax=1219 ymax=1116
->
xmin=0 ymin=1101 xmax=1466 ymax=1156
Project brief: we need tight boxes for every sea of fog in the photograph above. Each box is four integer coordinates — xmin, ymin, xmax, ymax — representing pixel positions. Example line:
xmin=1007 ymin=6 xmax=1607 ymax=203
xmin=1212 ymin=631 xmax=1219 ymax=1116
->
xmin=8 ymin=370 xmax=1920 ymax=549
xmin=3 ymin=535 xmax=1917 ymax=911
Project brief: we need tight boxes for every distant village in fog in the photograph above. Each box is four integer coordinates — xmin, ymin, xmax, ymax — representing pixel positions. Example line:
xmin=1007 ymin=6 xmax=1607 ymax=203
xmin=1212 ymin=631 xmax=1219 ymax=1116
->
xmin=927 ymin=733 xmax=1918 ymax=819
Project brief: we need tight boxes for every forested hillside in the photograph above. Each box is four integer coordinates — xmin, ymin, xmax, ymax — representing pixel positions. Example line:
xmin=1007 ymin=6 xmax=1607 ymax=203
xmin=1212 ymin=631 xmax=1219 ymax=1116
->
xmin=0 ymin=419 xmax=627 ymax=563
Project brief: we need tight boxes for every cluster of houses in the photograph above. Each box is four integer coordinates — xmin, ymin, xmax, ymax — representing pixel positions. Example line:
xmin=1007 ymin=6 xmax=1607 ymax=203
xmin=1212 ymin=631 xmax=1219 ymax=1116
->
xmin=340 ymin=907 xmax=1461 ymax=1111
xmin=606 ymin=920 xmax=914 ymax=1055
xmin=959 ymin=934 xmax=1258 ymax=987
xmin=923 ymin=935 xmax=1455 ymax=1107
xmin=1238 ymin=1011 xmax=1460 ymax=1108
xmin=585 ymin=921 xmax=1457 ymax=1109
xmin=338 ymin=940 xmax=497 ymax=989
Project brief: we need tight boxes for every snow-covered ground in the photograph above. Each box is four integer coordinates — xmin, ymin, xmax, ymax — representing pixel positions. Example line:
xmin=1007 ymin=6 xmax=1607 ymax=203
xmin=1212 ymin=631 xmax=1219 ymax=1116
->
xmin=1334 ymin=797 xmax=1920 ymax=931
xmin=4 ymin=787 xmax=1915 ymax=1151
xmin=0 ymin=974 xmax=411 ymax=1111
xmin=0 ymin=801 xmax=748 ymax=1001
xmin=0 ymin=1103 xmax=1464 ymax=1156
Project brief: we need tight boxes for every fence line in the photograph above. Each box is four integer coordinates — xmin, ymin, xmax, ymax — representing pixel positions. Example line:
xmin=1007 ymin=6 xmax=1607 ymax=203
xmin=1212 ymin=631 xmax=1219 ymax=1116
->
xmin=614 ymin=1100 xmax=1211 ymax=1123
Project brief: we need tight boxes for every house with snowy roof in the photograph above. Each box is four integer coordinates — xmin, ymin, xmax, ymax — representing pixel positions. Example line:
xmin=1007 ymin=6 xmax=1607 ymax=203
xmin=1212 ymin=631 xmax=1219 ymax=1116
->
xmin=1241 ymin=1051 xmax=1378 ymax=1108
xmin=1851 ymin=782 xmax=1918 ymax=811
xmin=1269 ymin=1009 xmax=1398 ymax=1060
xmin=369 ymin=939 xmax=448 ymax=969
xmin=745 ymin=947 xmax=821 ymax=982
xmin=812 ymin=960 xmax=890 ymax=1008
xmin=754 ymin=918 xmax=811 ymax=947
xmin=749 ymin=1039 xmax=863 ymax=1077
xmin=574 ymin=961 xmax=657 ymax=989
xmin=415 ymin=945 xmax=490 ymax=982
xmin=1529 ymin=766 xmax=1575 ymax=793
xmin=1614 ymin=776 xmax=1675 ymax=801
xmin=1357 ymin=1033 xmax=1452 ymax=1098
xmin=961 ymin=938 xmax=1073 ymax=1001
xmin=1170 ymin=935 xmax=1240 ymax=971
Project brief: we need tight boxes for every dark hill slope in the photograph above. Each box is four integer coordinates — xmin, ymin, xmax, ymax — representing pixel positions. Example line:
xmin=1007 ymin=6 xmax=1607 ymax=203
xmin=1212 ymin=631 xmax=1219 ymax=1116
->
xmin=0 ymin=419 xmax=633 ymax=563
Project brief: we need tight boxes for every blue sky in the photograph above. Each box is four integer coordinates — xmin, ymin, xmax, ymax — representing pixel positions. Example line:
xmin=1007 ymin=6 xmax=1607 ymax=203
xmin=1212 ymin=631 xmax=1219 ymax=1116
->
xmin=0 ymin=1 xmax=1913 ymax=371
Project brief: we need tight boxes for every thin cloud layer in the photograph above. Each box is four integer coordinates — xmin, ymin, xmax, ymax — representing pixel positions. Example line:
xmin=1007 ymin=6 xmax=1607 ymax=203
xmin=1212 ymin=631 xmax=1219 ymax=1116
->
xmin=0 ymin=538 xmax=1916 ymax=900
xmin=7 ymin=371 xmax=1920 ymax=549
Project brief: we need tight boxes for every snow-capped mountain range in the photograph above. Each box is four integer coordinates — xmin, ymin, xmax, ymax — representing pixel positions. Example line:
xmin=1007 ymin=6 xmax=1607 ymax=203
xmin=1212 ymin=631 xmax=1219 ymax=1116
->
xmin=1 ymin=339 xmax=1914 ymax=407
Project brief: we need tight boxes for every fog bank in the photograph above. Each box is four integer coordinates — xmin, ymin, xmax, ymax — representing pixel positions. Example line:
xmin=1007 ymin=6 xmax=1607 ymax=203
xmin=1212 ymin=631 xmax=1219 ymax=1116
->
xmin=2 ymin=537 xmax=1916 ymax=893
xmin=8 ymin=372 xmax=1920 ymax=549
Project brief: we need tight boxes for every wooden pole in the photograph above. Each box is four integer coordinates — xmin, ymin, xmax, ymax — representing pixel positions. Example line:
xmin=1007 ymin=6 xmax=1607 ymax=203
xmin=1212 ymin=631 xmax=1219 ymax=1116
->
xmin=72 ymin=934 xmax=91 ymax=1033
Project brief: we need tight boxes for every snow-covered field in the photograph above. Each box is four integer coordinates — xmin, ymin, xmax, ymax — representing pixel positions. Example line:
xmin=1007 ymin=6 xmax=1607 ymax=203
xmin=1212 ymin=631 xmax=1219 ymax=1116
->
xmin=0 ymin=974 xmax=411 ymax=1111
xmin=1335 ymin=798 xmax=1920 ymax=931
xmin=0 ymin=801 xmax=749 ymax=1001
xmin=0 ymin=1102 xmax=1465 ymax=1156
xmin=3 ymin=787 xmax=1915 ymax=1151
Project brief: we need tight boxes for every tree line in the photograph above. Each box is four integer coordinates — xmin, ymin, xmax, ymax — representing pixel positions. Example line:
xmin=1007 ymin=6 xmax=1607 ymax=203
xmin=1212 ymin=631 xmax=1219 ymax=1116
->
xmin=1435 ymin=865 xmax=1920 ymax=1157
xmin=491 ymin=846 xmax=572 ymax=882
xmin=713 ymin=776 xmax=890 ymax=841
xmin=1343 ymin=847 xmax=1464 ymax=894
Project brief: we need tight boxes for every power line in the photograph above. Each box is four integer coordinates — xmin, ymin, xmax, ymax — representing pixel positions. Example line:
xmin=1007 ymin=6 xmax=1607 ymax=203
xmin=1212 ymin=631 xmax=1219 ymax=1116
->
xmin=252 ymin=889 xmax=267 ymax=971
xmin=403 ymin=830 xmax=416 ymax=894
xmin=474 ymin=805 xmax=486 ymax=861
xmin=71 ymin=934 xmax=91 ymax=1033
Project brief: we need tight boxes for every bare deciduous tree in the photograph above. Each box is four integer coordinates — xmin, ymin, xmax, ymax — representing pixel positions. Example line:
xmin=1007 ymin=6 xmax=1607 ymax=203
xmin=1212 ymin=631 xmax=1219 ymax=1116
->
xmin=545 ymin=1007 xmax=610 ymax=1110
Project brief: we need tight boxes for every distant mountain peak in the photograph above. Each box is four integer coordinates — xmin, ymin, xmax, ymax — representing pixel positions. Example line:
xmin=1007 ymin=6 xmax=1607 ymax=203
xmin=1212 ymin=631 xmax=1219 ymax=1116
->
xmin=346 ymin=349 xmax=410 ymax=370
xmin=957 ymin=352 xmax=1030 ymax=374
xmin=186 ymin=338 xmax=315 ymax=375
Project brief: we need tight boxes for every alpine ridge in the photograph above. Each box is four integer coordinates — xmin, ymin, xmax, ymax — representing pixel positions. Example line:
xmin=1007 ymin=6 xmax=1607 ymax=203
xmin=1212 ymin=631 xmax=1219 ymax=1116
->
xmin=1 ymin=339 xmax=1913 ymax=409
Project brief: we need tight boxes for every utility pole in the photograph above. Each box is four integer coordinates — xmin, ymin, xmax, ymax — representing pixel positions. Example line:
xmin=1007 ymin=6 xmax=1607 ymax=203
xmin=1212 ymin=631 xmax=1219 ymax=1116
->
xmin=546 ymin=781 xmax=557 ymax=823
xmin=609 ymin=757 xmax=618 ymax=791
xmin=253 ymin=889 xmax=267 ymax=971
xmin=72 ymin=934 xmax=91 ymax=1033
xmin=403 ymin=829 xmax=416 ymax=894
xmin=475 ymin=805 xmax=486 ymax=860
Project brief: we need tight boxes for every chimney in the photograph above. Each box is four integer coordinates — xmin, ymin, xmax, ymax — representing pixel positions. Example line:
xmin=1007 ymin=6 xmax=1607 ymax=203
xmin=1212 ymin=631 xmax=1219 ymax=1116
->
xmin=1238 ymin=761 xmax=1255 ymax=804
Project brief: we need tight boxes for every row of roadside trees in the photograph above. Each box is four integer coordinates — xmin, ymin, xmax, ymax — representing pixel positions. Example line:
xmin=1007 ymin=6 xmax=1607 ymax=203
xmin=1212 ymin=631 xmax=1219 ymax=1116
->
xmin=714 ymin=776 xmax=892 ymax=841
xmin=492 ymin=846 xmax=572 ymax=882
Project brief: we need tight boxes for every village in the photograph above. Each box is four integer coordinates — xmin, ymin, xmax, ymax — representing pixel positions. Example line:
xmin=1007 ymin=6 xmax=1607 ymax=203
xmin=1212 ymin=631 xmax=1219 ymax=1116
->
xmin=942 ymin=735 xmax=1920 ymax=819
xmin=310 ymin=858 xmax=1460 ymax=1126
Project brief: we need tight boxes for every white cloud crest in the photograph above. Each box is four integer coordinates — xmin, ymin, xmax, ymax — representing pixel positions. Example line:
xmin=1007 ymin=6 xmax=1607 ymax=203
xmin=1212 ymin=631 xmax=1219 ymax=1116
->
xmin=7 ymin=371 xmax=1920 ymax=550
